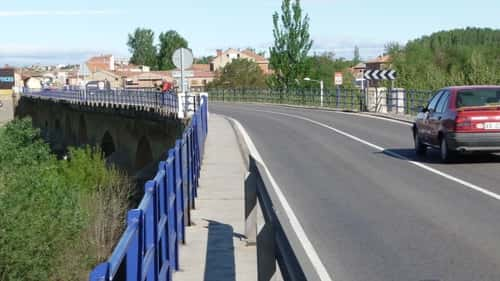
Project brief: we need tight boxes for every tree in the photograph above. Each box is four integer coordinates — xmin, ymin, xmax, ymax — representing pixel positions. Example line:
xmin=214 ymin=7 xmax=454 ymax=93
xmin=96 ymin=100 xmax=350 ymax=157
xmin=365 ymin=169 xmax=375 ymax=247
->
xmin=269 ymin=0 xmax=313 ymax=89
xmin=305 ymin=53 xmax=355 ymax=88
xmin=157 ymin=30 xmax=188 ymax=70
xmin=390 ymin=28 xmax=500 ymax=89
xmin=127 ymin=28 xmax=157 ymax=68
xmin=353 ymin=46 xmax=360 ymax=64
xmin=208 ymin=59 xmax=267 ymax=89
xmin=195 ymin=56 xmax=214 ymax=64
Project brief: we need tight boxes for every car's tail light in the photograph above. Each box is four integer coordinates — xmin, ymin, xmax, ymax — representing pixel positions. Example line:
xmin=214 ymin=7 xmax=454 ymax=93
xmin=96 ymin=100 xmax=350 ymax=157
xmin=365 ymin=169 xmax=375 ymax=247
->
xmin=455 ymin=115 xmax=471 ymax=131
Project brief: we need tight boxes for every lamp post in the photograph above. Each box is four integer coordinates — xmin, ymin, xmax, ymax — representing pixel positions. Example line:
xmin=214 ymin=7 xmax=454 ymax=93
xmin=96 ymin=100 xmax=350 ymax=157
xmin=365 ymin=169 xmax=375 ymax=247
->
xmin=304 ymin=77 xmax=324 ymax=107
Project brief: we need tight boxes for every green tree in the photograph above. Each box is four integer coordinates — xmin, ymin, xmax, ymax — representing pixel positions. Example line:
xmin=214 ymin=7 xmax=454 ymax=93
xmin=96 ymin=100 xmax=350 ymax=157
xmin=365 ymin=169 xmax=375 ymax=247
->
xmin=157 ymin=30 xmax=189 ymax=70
xmin=209 ymin=59 xmax=267 ymax=89
xmin=353 ymin=45 xmax=361 ymax=64
xmin=195 ymin=56 xmax=214 ymax=64
xmin=269 ymin=0 xmax=313 ymax=89
xmin=305 ymin=53 xmax=355 ymax=88
xmin=0 ymin=119 xmax=131 ymax=281
xmin=390 ymin=27 xmax=500 ymax=89
xmin=127 ymin=28 xmax=157 ymax=68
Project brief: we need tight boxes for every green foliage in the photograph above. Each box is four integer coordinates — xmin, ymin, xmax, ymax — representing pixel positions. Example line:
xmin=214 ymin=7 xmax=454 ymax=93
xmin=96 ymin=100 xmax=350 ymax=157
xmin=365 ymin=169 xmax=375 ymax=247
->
xmin=390 ymin=27 xmax=500 ymax=89
xmin=0 ymin=118 xmax=131 ymax=281
xmin=269 ymin=0 xmax=313 ymax=89
xmin=157 ymin=30 xmax=188 ymax=70
xmin=305 ymin=53 xmax=355 ymax=88
xmin=353 ymin=46 xmax=361 ymax=65
xmin=208 ymin=59 xmax=267 ymax=89
xmin=127 ymin=28 xmax=158 ymax=69
xmin=195 ymin=56 xmax=214 ymax=64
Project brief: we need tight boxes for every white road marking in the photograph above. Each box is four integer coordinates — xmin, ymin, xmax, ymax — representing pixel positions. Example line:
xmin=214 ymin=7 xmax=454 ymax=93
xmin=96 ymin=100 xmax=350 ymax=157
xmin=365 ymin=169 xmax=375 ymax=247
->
xmin=340 ymin=112 xmax=413 ymax=126
xmin=274 ymin=104 xmax=413 ymax=126
xmin=227 ymin=116 xmax=335 ymax=281
xmin=254 ymin=109 xmax=500 ymax=202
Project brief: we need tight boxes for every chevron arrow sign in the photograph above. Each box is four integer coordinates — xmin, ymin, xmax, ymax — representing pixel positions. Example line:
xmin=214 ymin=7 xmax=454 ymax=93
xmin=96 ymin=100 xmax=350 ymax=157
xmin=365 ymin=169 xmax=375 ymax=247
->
xmin=364 ymin=69 xmax=397 ymax=80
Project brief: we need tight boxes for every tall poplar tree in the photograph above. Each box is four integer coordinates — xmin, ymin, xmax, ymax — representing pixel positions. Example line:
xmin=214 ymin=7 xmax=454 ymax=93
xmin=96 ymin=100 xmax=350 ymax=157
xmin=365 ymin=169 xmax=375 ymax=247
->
xmin=269 ymin=0 xmax=313 ymax=89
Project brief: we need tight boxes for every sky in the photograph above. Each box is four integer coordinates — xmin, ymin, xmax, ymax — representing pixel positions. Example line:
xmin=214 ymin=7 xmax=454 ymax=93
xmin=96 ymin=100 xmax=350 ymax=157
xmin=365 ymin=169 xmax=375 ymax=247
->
xmin=1 ymin=0 xmax=499 ymax=66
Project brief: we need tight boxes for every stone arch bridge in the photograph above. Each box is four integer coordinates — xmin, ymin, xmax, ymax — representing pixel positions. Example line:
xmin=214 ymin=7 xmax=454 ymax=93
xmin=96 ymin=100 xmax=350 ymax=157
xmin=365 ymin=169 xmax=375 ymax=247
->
xmin=15 ymin=95 xmax=183 ymax=180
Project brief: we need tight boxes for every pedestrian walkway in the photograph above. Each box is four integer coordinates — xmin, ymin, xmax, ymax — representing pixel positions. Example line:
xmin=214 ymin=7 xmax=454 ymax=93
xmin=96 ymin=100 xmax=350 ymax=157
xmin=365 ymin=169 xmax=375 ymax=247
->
xmin=174 ymin=113 xmax=257 ymax=281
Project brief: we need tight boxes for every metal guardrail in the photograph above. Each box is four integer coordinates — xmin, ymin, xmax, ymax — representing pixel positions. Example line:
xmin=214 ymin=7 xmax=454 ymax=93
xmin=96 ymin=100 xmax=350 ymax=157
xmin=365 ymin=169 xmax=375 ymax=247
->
xmin=229 ymin=118 xmax=323 ymax=281
xmin=21 ymin=89 xmax=179 ymax=115
xmin=88 ymin=96 xmax=208 ymax=281
xmin=208 ymin=88 xmax=434 ymax=116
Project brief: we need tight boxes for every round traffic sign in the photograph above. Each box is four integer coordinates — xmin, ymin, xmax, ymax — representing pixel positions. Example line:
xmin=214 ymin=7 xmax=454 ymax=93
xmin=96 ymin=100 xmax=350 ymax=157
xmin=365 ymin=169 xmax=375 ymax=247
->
xmin=172 ymin=48 xmax=194 ymax=70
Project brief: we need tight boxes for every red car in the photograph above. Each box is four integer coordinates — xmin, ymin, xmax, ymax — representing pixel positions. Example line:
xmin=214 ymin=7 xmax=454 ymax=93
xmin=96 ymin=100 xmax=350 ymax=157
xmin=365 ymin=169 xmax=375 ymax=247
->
xmin=413 ymin=86 xmax=500 ymax=162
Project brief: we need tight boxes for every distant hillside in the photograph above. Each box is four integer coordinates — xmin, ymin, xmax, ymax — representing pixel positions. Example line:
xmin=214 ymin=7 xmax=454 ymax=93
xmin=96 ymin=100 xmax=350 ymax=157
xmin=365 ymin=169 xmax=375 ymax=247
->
xmin=389 ymin=27 xmax=500 ymax=89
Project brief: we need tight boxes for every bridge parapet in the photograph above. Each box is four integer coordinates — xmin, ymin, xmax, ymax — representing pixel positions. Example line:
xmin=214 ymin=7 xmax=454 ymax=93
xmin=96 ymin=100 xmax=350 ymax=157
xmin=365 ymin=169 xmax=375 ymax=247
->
xmin=22 ymin=89 xmax=179 ymax=117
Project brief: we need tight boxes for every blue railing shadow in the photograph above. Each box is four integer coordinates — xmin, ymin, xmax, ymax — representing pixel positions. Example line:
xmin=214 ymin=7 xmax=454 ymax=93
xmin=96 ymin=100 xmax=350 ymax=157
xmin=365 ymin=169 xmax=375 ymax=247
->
xmin=89 ymin=95 xmax=208 ymax=281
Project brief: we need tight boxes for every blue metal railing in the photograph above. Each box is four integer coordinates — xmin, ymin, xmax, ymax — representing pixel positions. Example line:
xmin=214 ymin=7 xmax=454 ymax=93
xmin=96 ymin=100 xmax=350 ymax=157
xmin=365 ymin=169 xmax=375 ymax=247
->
xmin=21 ymin=89 xmax=179 ymax=115
xmin=89 ymin=95 xmax=208 ymax=281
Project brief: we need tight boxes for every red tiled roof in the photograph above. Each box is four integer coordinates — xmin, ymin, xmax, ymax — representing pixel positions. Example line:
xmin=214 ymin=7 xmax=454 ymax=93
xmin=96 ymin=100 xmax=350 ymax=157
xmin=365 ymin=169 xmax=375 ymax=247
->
xmin=241 ymin=50 xmax=267 ymax=62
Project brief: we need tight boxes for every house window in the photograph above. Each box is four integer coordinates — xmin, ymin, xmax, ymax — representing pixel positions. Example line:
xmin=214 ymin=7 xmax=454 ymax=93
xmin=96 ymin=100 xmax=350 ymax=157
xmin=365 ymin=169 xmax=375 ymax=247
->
xmin=210 ymin=63 xmax=214 ymax=72
xmin=237 ymin=54 xmax=240 ymax=58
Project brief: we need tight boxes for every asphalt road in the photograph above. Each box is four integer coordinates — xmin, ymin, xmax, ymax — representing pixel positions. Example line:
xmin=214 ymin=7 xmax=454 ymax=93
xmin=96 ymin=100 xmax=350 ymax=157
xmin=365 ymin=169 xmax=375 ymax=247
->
xmin=211 ymin=102 xmax=500 ymax=281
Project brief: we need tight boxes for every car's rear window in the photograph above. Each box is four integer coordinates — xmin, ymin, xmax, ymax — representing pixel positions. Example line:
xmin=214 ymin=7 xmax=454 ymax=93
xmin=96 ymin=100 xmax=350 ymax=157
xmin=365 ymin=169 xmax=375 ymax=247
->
xmin=456 ymin=89 xmax=500 ymax=108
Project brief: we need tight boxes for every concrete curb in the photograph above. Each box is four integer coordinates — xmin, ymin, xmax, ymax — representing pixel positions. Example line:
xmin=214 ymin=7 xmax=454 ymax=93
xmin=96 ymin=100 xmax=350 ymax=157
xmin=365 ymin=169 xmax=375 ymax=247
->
xmin=212 ymin=100 xmax=415 ymax=125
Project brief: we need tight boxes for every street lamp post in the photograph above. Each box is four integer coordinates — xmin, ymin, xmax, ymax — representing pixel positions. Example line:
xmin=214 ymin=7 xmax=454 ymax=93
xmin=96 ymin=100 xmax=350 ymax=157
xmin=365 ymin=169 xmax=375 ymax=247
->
xmin=304 ymin=77 xmax=324 ymax=107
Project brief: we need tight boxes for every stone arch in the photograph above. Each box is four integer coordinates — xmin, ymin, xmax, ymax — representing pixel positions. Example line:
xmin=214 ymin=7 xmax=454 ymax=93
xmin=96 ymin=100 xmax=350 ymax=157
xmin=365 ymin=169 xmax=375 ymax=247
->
xmin=54 ymin=119 xmax=61 ymax=130
xmin=64 ymin=115 xmax=74 ymax=145
xmin=135 ymin=136 xmax=153 ymax=170
xmin=101 ymin=131 xmax=116 ymax=158
xmin=43 ymin=120 xmax=49 ymax=139
xmin=78 ymin=115 xmax=88 ymax=145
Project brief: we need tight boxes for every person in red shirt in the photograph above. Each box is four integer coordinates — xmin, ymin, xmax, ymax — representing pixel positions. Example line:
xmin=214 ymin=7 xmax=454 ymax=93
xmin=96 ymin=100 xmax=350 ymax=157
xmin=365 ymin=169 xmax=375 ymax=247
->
xmin=162 ymin=81 xmax=173 ymax=92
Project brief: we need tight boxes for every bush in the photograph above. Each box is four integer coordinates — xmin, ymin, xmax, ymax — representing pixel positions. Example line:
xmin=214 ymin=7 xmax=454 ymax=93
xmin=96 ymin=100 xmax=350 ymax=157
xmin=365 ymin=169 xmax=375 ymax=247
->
xmin=0 ymin=119 xmax=131 ymax=281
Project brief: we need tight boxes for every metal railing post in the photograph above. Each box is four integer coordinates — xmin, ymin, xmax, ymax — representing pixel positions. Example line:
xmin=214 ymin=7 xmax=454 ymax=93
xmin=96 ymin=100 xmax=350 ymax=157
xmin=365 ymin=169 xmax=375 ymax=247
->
xmin=245 ymin=158 xmax=258 ymax=245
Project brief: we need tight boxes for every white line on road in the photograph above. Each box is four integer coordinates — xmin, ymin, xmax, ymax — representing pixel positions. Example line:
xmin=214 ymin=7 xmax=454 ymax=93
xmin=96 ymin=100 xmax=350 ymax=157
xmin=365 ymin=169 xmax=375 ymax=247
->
xmin=254 ymin=109 xmax=500 ymax=202
xmin=227 ymin=116 xmax=335 ymax=281
xmin=339 ymin=112 xmax=413 ymax=126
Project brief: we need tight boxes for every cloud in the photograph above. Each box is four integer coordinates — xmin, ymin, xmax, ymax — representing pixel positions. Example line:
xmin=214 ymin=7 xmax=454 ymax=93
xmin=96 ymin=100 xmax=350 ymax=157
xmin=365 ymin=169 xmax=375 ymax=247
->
xmin=0 ymin=10 xmax=121 ymax=17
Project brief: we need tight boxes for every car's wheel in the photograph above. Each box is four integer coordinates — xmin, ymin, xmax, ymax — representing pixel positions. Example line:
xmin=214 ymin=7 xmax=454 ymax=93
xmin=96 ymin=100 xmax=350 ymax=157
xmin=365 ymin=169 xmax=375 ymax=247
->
xmin=414 ymin=130 xmax=426 ymax=155
xmin=440 ymin=136 xmax=455 ymax=163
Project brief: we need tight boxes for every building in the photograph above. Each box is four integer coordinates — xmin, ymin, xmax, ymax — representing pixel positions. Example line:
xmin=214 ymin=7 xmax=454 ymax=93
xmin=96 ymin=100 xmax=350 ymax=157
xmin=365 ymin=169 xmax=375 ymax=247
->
xmin=24 ymin=77 xmax=43 ymax=90
xmin=86 ymin=54 xmax=115 ymax=72
xmin=365 ymin=55 xmax=392 ymax=70
xmin=88 ymin=70 xmax=123 ymax=89
xmin=120 ymin=71 xmax=172 ymax=89
xmin=210 ymin=48 xmax=270 ymax=74
xmin=171 ymin=64 xmax=216 ymax=92
xmin=0 ymin=68 xmax=23 ymax=95
xmin=350 ymin=62 xmax=367 ymax=80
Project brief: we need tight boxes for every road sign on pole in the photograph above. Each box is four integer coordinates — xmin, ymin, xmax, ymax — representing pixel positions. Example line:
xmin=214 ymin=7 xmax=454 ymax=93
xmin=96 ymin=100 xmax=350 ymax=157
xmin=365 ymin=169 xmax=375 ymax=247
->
xmin=334 ymin=72 xmax=343 ymax=86
xmin=172 ymin=48 xmax=194 ymax=93
xmin=364 ymin=69 xmax=397 ymax=80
